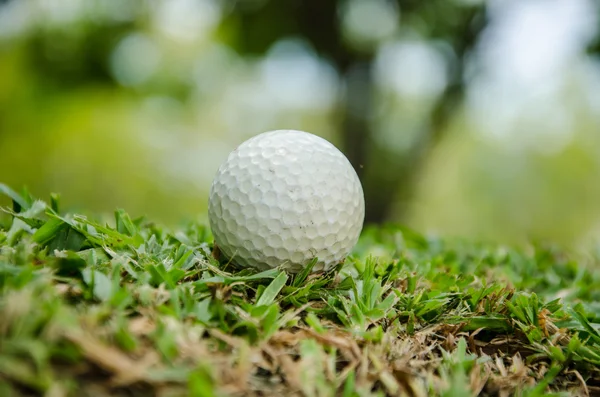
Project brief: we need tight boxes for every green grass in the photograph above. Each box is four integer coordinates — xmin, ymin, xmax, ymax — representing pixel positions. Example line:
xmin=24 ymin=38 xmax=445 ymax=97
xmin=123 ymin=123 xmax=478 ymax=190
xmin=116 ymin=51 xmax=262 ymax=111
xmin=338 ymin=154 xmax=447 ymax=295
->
xmin=1 ymin=185 xmax=599 ymax=396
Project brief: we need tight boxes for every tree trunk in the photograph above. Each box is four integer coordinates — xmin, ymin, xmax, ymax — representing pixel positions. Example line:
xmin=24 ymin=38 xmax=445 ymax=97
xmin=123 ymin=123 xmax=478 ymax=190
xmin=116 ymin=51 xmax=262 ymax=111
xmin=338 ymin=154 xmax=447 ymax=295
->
xmin=340 ymin=62 xmax=373 ymax=181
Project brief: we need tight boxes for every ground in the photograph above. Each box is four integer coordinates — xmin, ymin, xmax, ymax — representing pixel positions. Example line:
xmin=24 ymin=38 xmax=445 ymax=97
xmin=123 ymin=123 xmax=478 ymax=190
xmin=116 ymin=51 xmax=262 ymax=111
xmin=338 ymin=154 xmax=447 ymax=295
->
xmin=0 ymin=186 xmax=599 ymax=396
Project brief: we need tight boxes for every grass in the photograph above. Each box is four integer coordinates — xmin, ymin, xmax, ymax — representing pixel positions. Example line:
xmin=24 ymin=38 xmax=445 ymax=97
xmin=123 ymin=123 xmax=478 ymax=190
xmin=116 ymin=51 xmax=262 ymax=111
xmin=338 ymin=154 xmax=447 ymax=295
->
xmin=0 ymin=185 xmax=599 ymax=396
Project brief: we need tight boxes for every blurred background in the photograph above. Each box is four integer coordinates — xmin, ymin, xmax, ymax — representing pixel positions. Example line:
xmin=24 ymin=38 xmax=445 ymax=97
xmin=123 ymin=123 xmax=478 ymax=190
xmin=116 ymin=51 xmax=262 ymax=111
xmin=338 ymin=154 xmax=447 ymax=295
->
xmin=0 ymin=0 xmax=599 ymax=245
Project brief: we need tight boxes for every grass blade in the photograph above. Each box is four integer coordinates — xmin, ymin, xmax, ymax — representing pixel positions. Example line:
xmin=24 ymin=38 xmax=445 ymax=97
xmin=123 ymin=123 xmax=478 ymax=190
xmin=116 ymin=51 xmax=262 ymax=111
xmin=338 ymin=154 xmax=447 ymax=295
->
xmin=256 ymin=272 xmax=288 ymax=306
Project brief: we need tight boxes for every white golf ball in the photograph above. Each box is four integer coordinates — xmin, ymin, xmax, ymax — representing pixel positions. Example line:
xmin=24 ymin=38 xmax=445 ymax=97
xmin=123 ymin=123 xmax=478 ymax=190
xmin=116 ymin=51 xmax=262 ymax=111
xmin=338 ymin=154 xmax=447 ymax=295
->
xmin=208 ymin=130 xmax=365 ymax=273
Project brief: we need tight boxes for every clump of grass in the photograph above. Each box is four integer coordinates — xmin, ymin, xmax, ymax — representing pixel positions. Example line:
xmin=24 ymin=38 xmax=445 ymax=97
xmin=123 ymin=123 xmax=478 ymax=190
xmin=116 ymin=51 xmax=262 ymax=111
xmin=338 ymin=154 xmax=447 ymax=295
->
xmin=0 ymin=184 xmax=599 ymax=396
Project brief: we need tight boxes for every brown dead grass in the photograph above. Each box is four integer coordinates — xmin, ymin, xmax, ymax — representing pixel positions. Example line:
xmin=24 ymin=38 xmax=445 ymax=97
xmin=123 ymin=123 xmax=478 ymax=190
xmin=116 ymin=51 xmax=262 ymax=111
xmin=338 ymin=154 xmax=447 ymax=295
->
xmin=36 ymin=310 xmax=595 ymax=397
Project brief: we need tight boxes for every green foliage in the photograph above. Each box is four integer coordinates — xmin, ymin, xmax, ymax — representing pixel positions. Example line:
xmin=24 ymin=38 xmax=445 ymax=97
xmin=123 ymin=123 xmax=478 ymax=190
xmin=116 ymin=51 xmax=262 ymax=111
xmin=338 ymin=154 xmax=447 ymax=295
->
xmin=0 ymin=189 xmax=599 ymax=395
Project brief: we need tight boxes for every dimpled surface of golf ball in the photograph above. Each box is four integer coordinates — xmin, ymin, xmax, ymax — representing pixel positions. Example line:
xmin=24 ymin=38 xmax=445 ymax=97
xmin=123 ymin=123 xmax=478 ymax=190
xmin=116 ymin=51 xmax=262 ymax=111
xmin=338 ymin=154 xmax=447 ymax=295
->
xmin=208 ymin=129 xmax=365 ymax=273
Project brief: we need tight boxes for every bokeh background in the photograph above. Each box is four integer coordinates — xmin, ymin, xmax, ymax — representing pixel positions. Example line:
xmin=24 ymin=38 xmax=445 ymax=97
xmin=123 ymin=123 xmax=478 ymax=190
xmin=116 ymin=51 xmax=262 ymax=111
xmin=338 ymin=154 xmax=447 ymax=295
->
xmin=1 ymin=0 xmax=599 ymax=245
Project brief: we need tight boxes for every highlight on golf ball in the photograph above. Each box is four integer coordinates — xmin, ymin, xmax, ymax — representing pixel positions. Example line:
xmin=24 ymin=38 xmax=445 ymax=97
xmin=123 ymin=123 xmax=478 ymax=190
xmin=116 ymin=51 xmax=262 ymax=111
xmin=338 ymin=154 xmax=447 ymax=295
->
xmin=208 ymin=129 xmax=365 ymax=273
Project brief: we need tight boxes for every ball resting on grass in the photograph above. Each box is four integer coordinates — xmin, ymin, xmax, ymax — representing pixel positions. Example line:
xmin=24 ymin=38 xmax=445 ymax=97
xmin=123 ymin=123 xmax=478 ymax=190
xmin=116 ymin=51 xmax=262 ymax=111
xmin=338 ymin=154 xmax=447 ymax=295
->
xmin=208 ymin=129 xmax=365 ymax=273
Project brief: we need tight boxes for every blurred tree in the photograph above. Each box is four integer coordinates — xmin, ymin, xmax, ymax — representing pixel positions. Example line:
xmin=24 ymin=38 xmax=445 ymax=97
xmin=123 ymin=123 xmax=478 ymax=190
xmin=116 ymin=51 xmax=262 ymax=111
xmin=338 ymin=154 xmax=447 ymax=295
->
xmin=2 ymin=0 xmax=600 ymax=241
xmin=219 ymin=0 xmax=488 ymax=224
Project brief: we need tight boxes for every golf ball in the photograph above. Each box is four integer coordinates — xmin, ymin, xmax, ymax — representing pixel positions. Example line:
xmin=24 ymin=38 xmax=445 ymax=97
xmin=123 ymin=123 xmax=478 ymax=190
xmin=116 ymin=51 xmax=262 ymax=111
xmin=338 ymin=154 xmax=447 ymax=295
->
xmin=208 ymin=129 xmax=365 ymax=272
